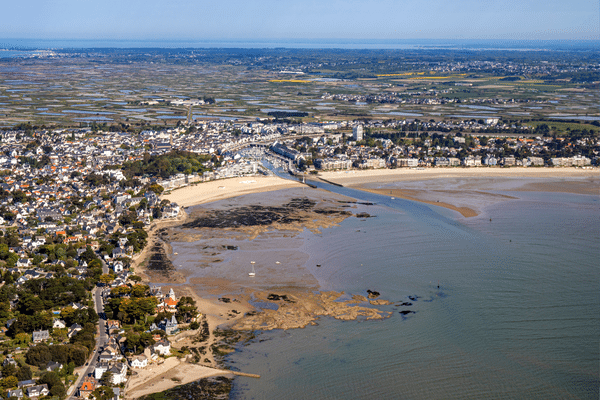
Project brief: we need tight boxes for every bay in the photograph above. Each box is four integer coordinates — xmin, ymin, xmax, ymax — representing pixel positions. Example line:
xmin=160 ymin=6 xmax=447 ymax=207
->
xmin=225 ymin=185 xmax=599 ymax=399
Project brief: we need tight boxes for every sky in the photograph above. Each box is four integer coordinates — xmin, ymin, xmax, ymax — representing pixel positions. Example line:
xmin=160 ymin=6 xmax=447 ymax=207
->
xmin=1 ymin=0 xmax=598 ymax=41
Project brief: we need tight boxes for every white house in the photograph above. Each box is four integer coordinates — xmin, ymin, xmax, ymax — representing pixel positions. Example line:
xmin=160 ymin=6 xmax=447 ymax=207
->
xmin=7 ymin=388 xmax=23 ymax=398
xmin=108 ymin=362 xmax=128 ymax=385
xmin=32 ymin=330 xmax=50 ymax=343
xmin=112 ymin=261 xmax=124 ymax=273
xmin=129 ymin=355 xmax=148 ymax=369
xmin=153 ymin=339 xmax=171 ymax=356
xmin=27 ymin=384 xmax=50 ymax=398
xmin=53 ymin=319 xmax=66 ymax=329
xmin=94 ymin=362 xmax=109 ymax=380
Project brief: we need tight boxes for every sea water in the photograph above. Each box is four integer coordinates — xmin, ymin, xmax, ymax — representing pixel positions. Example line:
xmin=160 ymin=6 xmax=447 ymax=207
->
xmin=226 ymin=185 xmax=599 ymax=399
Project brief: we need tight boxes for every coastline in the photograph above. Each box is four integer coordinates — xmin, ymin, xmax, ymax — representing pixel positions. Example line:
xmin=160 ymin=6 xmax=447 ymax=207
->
xmin=317 ymin=167 xmax=599 ymax=188
xmin=161 ymin=175 xmax=304 ymax=208
xmin=128 ymin=168 xmax=599 ymax=398
xmin=317 ymin=167 xmax=599 ymax=217
xmin=128 ymin=183 xmax=368 ymax=398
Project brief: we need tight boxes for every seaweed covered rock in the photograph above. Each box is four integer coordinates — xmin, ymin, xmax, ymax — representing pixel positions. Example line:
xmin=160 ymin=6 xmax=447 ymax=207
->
xmin=137 ymin=376 xmax=232 ymax=400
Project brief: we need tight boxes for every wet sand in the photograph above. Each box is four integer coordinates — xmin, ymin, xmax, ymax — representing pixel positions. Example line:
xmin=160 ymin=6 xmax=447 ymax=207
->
xmin=318 ymin=167 xmax=599 ymax=187
xmin=125 ymin=357 xmax=232 ymax=399
xmin=318 ymin=167 xmax=599 ymax=217
xmin=135 ymin=186 xmax=390 ymax=350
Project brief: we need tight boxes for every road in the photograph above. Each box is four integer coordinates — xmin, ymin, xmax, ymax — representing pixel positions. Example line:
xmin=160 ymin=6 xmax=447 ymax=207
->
xmin=67 ymin=286 xmax=107 ymax=399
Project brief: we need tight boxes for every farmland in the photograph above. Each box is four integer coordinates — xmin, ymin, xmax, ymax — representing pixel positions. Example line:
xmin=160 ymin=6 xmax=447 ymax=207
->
xmin=0 ymin=48 xmax=598 ymax=133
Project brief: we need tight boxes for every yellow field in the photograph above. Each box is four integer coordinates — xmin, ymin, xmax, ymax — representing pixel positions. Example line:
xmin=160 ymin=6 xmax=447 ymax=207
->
xmin=410 ymin=75 xmax=466 ymax=80
xmin=269 ymin=79 xmax=312 ymax=83
xmin=376 ymin=72 xmax=424 ymax=77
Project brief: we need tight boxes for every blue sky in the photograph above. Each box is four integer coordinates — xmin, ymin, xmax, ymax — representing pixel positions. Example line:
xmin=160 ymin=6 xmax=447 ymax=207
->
xmin=2 ymin=0 xmax=598 ymax=41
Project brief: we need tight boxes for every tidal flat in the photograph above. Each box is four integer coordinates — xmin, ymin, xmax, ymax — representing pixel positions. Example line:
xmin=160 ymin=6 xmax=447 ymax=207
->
xmin=140 ymin=187 xmax=394 ymax=332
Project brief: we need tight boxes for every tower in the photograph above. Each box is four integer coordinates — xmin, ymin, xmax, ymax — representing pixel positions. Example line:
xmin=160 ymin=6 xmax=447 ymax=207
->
xmin=353 ymin=125 xmax=364 ymax=141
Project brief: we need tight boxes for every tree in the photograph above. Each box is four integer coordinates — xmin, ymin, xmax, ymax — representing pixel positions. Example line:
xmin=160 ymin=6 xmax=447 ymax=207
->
xmin=99 ymin=274 xmax=115 ymax=285
xmin=25 ymin=344 xmax=52 ymax=367
xmin=148 ymin=184 xmax=164 ymax=195
xmin=176 ymin=296 xmax=198 ymax=322
xmin=0 ymin=301 xmax=11 ymax=319
xmin=101 ymin=371 xmax=114 ymax=386
xmin=1 ymin=364 xmax=17 ymax=379
xmin=63 ymin=362 xmax=75 ymax=375
xmin=130 ymin=284 xmax=149 ymax=298
xmin=14 ymin=332 xmax=31 ymax=346
xmin=80 ymin=246 xmax=98 ymax=263
xmin=16 ymin=365 xmax=32 ymax=381
xmin=38 ymin=371 xmax=66 ymax=398
xmin=1 ymin=375 xmax=18 ymax=389
xmin=92 ymin=386 xmax=115 ymax=400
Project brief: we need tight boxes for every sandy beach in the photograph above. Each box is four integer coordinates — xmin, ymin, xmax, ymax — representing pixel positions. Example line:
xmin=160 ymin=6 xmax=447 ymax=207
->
xmin=125 ymin=357 xmax=232 ymax=399
xmin=161 ymin=175 xmax=304 ymax=207
xmin=318 ymin=167 xmax=599 ymax=187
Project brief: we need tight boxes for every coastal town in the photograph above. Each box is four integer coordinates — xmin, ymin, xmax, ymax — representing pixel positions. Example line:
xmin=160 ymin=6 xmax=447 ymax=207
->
xmin=0 ymin=37 xmax=598 ymax=400
xmin=0 ymin=113 xmax=596 ymax=399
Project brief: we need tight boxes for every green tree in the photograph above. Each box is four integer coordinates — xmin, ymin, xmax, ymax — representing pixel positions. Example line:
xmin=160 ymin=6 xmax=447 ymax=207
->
xmin=80 ymin=246 xmax=98 ymax=263
xmin=130 ymin=284 xmax=149 ymax=298
xmin=99 ymin=274 xmax=115 ymax=285
xmin=2 ymin=364 xmax=17 ymax=378
xmin=176 ymin=296 xmax=198 ymax=322
xmin=1 ymin=375 xmax=18 ymax=389
xmin=92 ymin=386 xmax=115 ymax=400
xmin=14 ymin=332 xmax=31 ymax=346
xmin=16 ymin=365 xmax=32 ymax=381
xmin=148 ymin=184 xmax=164 ymax=194
xmin=38 ymin=371 xmax=66 ymax=398
xmin=100 ymin=371 xmax=113 ymax=386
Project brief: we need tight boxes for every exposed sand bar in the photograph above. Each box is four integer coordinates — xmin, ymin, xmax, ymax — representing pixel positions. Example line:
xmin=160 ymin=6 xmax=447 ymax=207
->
xmin=318 ymin=167 xmax=599 ymax=187
xmin=161 ymin=176 xmax=304 ymax=207
xmin=318 ymin=167 xmax=599 ymax=218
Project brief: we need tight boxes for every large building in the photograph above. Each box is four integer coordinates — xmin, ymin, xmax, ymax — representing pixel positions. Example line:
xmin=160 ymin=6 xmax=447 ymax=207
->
xmin=353 ymin=125 xmax=364 ymax=141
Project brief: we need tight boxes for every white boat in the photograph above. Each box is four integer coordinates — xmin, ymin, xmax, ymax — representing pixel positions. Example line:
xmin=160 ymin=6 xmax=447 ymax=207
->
xmin=249 ymin=261 xmax=256 ymax=277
